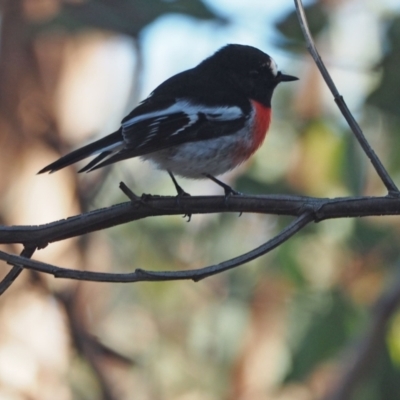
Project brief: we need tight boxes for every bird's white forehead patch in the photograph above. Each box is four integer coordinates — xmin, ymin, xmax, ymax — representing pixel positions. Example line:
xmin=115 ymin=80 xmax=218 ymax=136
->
xmin=269 ymin=58 xmax=278 ymax=76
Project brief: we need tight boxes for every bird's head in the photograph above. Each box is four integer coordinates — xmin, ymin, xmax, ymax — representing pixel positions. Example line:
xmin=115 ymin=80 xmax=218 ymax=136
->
xmin=202 ymin=44 xmax=298 ymax=107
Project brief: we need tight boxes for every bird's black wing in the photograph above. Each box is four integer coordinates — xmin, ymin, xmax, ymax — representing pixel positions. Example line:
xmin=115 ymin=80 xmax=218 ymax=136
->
xmin=87 ymin=95 xmax=250 ymax=170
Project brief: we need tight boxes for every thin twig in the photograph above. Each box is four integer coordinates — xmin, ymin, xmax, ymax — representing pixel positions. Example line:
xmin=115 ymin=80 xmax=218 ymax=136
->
xmin=293 ymin=0 xmax=399 ymax=194
xmin=0 ymin=245 xmax=36 ymax=295
xmin=0 ymin=212 xmax=313 ymax=283
xmin=324 ymin=270 xmax=400 ymax=400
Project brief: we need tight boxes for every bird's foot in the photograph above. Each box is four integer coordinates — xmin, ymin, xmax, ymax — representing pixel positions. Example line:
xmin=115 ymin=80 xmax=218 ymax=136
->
xmin=203 ymin=174 xmax=242 ymax=201
xmin=167 ymin=171 xmax=192 ymax=221
xmin=168 ymin=170 xmax=191 ymax=197
xmin=176 ymin=191 xmax=192 ymax=222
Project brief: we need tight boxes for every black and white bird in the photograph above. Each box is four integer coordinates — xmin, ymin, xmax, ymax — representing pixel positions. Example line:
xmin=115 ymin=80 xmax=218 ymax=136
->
xmin=39 ymin=44 xmax=297 ymax=194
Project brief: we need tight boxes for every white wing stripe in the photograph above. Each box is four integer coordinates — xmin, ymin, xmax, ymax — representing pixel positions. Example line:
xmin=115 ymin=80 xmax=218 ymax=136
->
xmin=170 ymin=113 xmax=197 ymax=137
xmin=95 ymin=141 xmax=123 ymax=155
xmin=122 ymin=99 xmax=243 ymax=129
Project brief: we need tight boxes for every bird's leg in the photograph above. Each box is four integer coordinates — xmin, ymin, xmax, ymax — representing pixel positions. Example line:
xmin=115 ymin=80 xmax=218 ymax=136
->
xmin=168 ymin=171 xmax=190 ymax=197
xmin=168 ymin=171 xmax=191 ymax=221
xmin=203 ymin=173 xmax=242 ymax=197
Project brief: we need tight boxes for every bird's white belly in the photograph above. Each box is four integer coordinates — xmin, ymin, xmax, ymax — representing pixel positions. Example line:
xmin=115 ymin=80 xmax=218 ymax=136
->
xmin=142 ymin=126 xmax=253 ymax=179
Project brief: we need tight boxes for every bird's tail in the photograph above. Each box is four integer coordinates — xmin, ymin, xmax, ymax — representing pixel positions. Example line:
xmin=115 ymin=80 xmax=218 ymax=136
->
xmin=38 ymin=130 xmax=123 ymax=174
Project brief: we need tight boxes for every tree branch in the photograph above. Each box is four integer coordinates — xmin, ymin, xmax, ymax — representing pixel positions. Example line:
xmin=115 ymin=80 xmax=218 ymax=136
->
xmin=0 ymin=193 xmax=399 ymax=248
xmin=0 ymin=212 xmax=312 ymax=283
xmin=0 ymin=192 xmax=398 ymax=291
xmin=293 ymin=0 xmax=399 ymax=194
xmin=0 ymin=245 xmax=36 ymax=294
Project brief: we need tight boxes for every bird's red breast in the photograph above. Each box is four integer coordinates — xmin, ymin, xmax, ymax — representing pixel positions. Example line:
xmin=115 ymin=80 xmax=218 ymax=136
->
xmin=250 ymin=100 xmax=271 ymax=152
xmin=233 ymin=100 xmax=271 ymax=164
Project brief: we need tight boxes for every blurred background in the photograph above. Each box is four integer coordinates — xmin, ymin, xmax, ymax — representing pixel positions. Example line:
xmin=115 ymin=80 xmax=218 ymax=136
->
xmin=0 ymin=0 xmax=400 ymax=399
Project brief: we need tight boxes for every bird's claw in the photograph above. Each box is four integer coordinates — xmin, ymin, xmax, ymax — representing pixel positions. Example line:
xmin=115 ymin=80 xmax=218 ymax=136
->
xmin=175 ymin=191 xmax=192 ymax=222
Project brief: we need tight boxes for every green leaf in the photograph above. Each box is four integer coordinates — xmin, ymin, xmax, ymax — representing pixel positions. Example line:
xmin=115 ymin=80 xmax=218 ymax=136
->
xmin=284 ymin=289 xmax=360 ymax=383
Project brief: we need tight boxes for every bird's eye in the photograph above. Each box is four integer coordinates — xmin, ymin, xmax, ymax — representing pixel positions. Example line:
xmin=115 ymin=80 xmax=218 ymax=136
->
xmin=249 ymin=69 xmax=260 ymax=77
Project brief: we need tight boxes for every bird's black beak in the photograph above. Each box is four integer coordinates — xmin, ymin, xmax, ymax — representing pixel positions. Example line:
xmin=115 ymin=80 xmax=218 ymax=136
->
xmin=277 ymin=72 xmax=299 ymax=82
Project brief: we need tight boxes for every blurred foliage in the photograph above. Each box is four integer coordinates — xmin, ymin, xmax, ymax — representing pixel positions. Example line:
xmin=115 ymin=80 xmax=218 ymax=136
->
xmin=367 ymin=14 xmax=400 ymax=177
xmin=3 ymin=0 xmax=400 ymax=399
xmin=367 ymin=15 xmax=400 ymax=118
xmin=30 ymin=0 xmax=222 ymax=37
xmin=275 ymin=1 xmax=329 ymax=51
xmin=284 ymin=289 xmax=361 ymax=383
xmin=350 ymin=344 xmax=400 ymax=400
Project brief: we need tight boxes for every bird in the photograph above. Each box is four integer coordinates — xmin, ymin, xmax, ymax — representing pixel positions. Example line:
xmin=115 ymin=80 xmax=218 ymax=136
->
xmin=38 ymin=44 xmax=298 ymax=196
